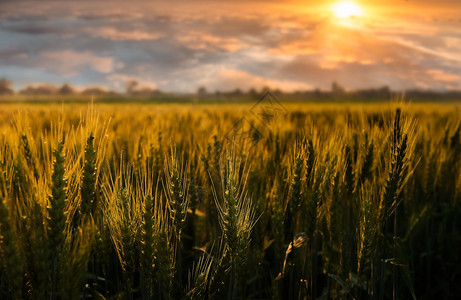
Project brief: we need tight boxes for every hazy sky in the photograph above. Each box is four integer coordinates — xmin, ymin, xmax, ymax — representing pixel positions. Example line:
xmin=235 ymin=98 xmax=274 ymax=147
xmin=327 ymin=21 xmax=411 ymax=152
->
xmin=1 ymin=0 xmax=460 ymax=92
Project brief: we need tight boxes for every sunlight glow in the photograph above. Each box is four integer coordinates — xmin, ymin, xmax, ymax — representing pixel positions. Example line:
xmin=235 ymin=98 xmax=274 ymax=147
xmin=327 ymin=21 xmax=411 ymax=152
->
xmin=331 ymin=1 xmax=363 ymax=19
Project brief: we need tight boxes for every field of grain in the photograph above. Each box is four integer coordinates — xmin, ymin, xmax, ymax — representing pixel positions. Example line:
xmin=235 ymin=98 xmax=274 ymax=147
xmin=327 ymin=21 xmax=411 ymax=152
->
xmin=0 ymin=102 xmax=459 ymax=299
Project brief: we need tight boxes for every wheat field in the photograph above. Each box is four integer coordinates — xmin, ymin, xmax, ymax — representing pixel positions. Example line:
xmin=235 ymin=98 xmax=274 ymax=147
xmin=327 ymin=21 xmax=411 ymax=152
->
xmin=0 ymin=102 xmax=459 ymax=299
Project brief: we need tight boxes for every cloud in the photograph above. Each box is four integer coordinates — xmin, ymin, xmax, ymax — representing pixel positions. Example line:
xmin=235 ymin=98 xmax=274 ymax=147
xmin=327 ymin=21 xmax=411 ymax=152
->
xmin=3 ymin=24 xmax=78 ymax=38
xmin=39 ymin=50 xmax=119 ymax=76
xmin=176 ymin=32 xmax=247 ymax=52
xmin=106 ymin=74 xmax=157 ymax=91
xmin=76 ymin=11 xmax=144 ymax=22
xmin=427 ymin=70 xmax=461 ymax=84
xmin=86 ymin=27 xmax=164 ymax=41
xmin=0 ymin=47 xmax=28 ymax=61
xmin=198 ymin=68 xmax=312 ymax=92
xmin=1 ymin=1 xmax=461 ymax=92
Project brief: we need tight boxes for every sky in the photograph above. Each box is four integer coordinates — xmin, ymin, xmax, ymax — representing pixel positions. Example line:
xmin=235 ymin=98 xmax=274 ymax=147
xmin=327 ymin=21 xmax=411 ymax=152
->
xmin=1 ymin=0 xmax=460 ymax=93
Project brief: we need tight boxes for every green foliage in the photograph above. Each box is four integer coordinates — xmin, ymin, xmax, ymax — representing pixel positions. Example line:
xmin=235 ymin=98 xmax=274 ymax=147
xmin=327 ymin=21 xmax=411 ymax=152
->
xmin=0 ymin=196 xmax=23 ymax=300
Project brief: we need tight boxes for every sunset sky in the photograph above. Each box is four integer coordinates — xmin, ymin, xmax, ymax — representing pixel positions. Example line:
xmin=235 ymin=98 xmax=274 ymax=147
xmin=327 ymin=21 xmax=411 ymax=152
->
xmin=1 ymin=0 xmax=460 ymax=93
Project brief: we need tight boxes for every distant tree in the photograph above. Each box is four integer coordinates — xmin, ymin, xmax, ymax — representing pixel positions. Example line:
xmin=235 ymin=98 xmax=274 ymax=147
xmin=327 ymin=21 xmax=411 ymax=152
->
xmin=356 ymin=86 xmax=392 ymax=100
xmin=133 ymin=87 xmax=162 ymax=96
xmin=81 ymin=87 xmax=108 ymax=95
xmin=248 ymin=88 xmax=258 ymax=98
xmin=58 ymin=83 xmax=76 ymax=95
xmin=125 ymin=80 xmax=139 ymax=94
xmin=272 ymin=88 xmax=283 ymax=95
xmin=197 ymin=86 xmax=207 ymax=96
xmin=231 ymin=88 xmax=242 ymax=96
xmin=332 ymin=81 xmax=345 ymax=94
xmin=19 ymin=84 xmax=58 ymax=95
xmin=379 ymin=86 xmax=391 ymax=97
xmin=261 ymin=86 xmax=271 ymax=94
xmin=0 ymin=78 xmax=14 ymax=95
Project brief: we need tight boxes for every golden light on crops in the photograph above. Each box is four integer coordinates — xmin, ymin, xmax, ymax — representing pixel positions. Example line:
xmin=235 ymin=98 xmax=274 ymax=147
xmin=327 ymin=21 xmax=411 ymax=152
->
xmin=331 ymin=1 xmax=363 ymax=19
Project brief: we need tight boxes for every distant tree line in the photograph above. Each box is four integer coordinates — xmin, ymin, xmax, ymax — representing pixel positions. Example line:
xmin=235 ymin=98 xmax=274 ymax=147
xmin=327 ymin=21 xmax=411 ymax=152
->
xmin=0 ymin=79 xmax=14 ymax=95
xmin=195 ymin=82 xmax=461 ymax=101
xmin=0 ymin=78 xmax=162 ymax=96
xmin=1 ymin=78 xmax=461 ymax=101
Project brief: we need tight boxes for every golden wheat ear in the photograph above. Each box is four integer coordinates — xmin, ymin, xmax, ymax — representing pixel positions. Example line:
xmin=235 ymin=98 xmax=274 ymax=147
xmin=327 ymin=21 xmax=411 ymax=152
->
xmin=47 ymin=142 xmax=67 ymax=298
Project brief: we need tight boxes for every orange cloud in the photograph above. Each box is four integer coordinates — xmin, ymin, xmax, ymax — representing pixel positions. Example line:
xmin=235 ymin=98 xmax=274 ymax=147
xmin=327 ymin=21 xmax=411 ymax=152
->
xmin=2 ymin=0 xmax=461 ymax=91
xmin=176 ymin=32 xmax=247 ymax=52
xmin=427 ymin=70 xmax=461 ymax=83
xmin=87 ymin=27 xmax=164 ymax=41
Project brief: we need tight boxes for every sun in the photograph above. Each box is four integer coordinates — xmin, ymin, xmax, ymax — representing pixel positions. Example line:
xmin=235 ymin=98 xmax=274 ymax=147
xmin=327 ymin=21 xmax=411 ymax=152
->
xmin=331 ymin=1 xmax=363 ymax=19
